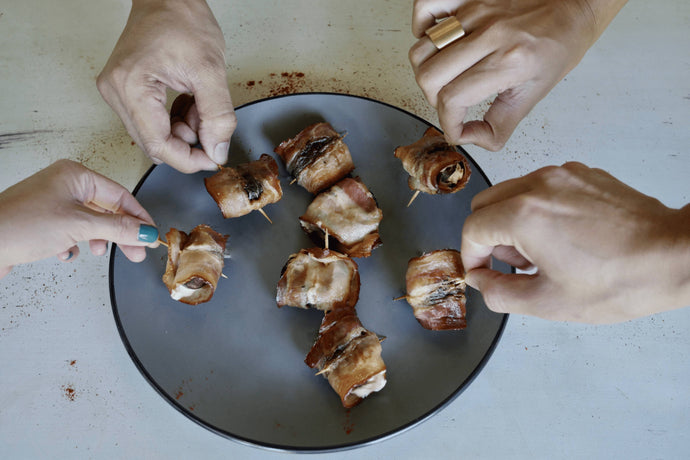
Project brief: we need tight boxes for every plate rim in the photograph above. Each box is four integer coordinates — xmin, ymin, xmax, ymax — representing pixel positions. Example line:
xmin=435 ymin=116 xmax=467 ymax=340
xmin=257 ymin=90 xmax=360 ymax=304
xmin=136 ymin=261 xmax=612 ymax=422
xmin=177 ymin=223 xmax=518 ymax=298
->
xmin=108 ymin=92 xmax=510 ymax=453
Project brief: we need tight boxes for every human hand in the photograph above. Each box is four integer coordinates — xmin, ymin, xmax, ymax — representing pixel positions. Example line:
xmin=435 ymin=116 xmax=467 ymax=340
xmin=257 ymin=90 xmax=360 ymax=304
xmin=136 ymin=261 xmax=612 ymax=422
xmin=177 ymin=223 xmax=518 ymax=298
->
xmin=461 ymin=162 xmax=690 ymax=323
xmin=0 ymin=160 xmax=160 ymax=279
xmin=409 ymin=0 xmax=627 ymax=150
xmin=97 ymin=0 xmax=236 ymax=173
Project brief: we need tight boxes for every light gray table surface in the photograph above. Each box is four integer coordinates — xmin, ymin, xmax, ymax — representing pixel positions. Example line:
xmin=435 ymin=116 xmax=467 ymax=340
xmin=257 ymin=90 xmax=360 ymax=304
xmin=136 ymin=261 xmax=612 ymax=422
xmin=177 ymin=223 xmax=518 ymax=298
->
xmin=1 ymin=1 xmax=688 ymax=458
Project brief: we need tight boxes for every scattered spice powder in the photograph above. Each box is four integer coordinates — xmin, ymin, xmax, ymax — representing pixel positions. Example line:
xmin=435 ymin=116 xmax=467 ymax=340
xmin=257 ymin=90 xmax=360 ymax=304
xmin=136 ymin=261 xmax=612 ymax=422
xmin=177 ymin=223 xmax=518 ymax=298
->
xmin=62 ymin=385 xmax=76 ymax=402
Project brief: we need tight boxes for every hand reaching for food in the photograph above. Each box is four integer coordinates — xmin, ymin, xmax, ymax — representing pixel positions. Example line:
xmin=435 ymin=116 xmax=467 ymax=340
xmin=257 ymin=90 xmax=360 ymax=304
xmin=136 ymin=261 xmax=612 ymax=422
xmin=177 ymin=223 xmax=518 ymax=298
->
xmin=461 ymin=162 xmax=690 ymax=323
xmin=0 ymin=160 xmax=160 ymax=279
xmin=97 ymin=0 xmax=236 ymax=173
xmin=409 ymin=0 xmax=627 ymax=150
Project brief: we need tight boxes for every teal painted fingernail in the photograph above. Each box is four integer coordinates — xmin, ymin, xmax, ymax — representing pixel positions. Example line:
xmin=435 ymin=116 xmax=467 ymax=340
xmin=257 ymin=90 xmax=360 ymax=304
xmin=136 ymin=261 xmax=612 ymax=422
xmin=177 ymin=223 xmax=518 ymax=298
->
xmin=137 ymin=224 xmax=159 ymax=243
xmin=65 ymin=251 xmax=73 ymax=261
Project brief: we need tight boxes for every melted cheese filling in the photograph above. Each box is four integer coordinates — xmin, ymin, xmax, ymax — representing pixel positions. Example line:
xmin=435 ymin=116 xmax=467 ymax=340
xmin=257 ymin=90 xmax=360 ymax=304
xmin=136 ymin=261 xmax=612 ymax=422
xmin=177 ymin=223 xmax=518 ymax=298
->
xmin=170 ymin=284 xmax=201 ymax=300
xmin=351 ymin=370 xmax=387 ymax=398
xmin=441 ymin=164 xmax=464 ymax=185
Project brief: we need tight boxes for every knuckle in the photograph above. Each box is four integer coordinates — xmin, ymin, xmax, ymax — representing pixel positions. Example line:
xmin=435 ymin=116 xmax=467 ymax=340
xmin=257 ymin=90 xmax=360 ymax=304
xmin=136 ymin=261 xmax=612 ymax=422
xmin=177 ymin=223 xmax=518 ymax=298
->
xmin=142 ymin=139 xmax=167 ymax=162
xmin=412 ymin=0 xmax=428 ymax=17
xmin=52 ymin=158 xmax=85 ymax=178
xmin=485 ymin=136 xmax=507 ymax=152
xmin=413 ymin=65 xmax=433 ymax=90
xmin=502 ymin=44 xmax=531 ymax=71
xmin=110 ymin=214 xmax=132 ymax=242
xmin=408 ymin=42 xmax=424 ymax=66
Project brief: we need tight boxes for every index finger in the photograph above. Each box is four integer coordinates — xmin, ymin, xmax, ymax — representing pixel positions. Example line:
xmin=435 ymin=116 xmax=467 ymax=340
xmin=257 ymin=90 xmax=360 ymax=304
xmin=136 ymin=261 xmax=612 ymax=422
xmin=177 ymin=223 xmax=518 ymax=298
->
xmin=130 ymin=93 xmax=218 ymax=173
xmin=80 ymin=168 xmax=154 ymax=225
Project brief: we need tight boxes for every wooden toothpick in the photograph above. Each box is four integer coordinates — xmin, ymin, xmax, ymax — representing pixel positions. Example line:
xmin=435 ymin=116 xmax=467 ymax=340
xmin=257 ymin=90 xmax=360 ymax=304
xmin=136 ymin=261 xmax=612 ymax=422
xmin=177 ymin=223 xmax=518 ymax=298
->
xmin=392 ymin=295 xmax=407 ymax=301
xmin=289 ymin=178 xmax=297 ymax=185
xmin=406 ymin=190 xmax=420 ymax=207
xmin=157 ymin=237 xmax=169 ymax=247
xmin=257 ymin=208 xmax=273 ymax=224
xmin=324 ymin=228 xmax=329 ymax=250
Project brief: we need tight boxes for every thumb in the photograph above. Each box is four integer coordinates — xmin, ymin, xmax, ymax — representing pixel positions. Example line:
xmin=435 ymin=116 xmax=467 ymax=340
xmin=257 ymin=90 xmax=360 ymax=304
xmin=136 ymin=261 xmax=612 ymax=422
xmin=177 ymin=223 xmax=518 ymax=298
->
xmin=192 ymin=69 xmax=237 ymax=165
xmin=466 ymin=268 xmax=542 ymax=315
xmin=74 ymin=209 xmax=160 ymax=248
xmin=456 ymin=87 xmax=547 ymax=151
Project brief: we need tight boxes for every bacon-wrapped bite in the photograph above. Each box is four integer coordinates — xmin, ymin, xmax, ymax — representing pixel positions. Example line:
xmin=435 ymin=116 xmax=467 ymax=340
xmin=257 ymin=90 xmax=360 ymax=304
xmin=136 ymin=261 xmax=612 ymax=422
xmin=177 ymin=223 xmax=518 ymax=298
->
xmin=274 ymin=122 xmax=355 ymax=194
xmin=276 ymin=248 xmax=360 ymax=311
xmin=405 ymin=249 xmax=467 ymax=330
xmin=306 ymin=306 xmax=387 ymax=408
xmin=299 ymin=177 xmax=382 ymax=258
xmin=394 ymin=127 xmax=471 ymax=195
xmin=162 ymin=225 xmax=228 ymax=305
xmin=204 ymin=154 xmax=282 ymax=218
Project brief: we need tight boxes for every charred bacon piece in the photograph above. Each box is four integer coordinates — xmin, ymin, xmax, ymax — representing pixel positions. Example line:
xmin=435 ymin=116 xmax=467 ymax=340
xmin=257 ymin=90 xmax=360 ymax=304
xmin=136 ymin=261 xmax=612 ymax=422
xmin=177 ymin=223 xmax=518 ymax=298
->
xmin=305 ymin=306 xmax=387 ymax=408
xmin=394 ymin=127 xmax=471 ymax=195
xmin=274 ymin=122 xmax=355 ymax=194
xmin=405 ymin=249 xmax=467 ymax=330
xmin=204 ymin=154 xmax=282 ymax=218
xmin=276 ymin=248 xmax=360 ymax=311
xmin=299 ymin=177 xmax=382 ymax=258
xmin=162 ymin=225 xmax=228 ymax=305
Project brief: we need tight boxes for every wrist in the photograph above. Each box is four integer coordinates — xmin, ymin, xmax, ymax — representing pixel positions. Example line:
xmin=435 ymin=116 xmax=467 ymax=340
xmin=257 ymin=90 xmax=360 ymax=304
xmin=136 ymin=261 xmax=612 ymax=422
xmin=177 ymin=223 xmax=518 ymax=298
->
xmin=570 ymin=0 xmax=628 ymax=47
xmin=669 ymin=204 xmax=690 ymax=309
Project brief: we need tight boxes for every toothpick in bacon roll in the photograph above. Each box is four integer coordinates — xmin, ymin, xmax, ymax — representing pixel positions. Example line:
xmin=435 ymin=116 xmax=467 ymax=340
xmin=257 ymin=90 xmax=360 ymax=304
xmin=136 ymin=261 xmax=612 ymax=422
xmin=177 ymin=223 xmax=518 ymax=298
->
xmin=394 ymin=127 xmax=471 ymax=195
xmin=299 ymin=177 xmax=382 ymax=258
xmin=405 ymin=249 xmax=467 ymax=330
xmin=204 ymin=154 xmax=282 ymax=218
xmin=305 ymin=306 xmax=387 ymax=408
xmin=276 ymin=248 xmax=360 ymax=311
xmin=274 ymin=122 xmax=355 ymax=194
xmin=162 ymin=225 xmax=228 ymax=305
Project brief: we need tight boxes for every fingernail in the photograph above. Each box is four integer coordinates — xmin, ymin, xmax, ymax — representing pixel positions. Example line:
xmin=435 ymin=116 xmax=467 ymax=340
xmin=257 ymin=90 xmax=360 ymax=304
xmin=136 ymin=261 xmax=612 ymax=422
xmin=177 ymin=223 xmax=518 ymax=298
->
xmin=212 ymin=142 xmax=229 ymax=164
xmin=137 ymin=224 xmax=159 ymax=243
xmin=65 ymin=251 xmax=74 ymax=261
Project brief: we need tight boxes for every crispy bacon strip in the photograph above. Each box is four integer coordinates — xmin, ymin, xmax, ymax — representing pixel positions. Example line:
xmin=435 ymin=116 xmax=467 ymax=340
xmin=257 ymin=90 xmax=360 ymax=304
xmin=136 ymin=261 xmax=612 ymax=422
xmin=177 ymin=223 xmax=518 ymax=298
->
xmin=204 ymin=154 xmax=282 ymax=218
xmin=274 ymin=122 xmax=355 ymax=194
xmin=162 ymin=225 xmax=228 ymax=305
xmin=306 ymin=306 xmax=387 ymax=408
xmin=276 ymin=248 xmax=360 ymax=311
xmin=405 ymin=249 xmax=467 ymax=330
xmin=394 ymin=127 xmax=471 ymax=195
xmin=299 ymin=177 xmax=382 ymax=258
